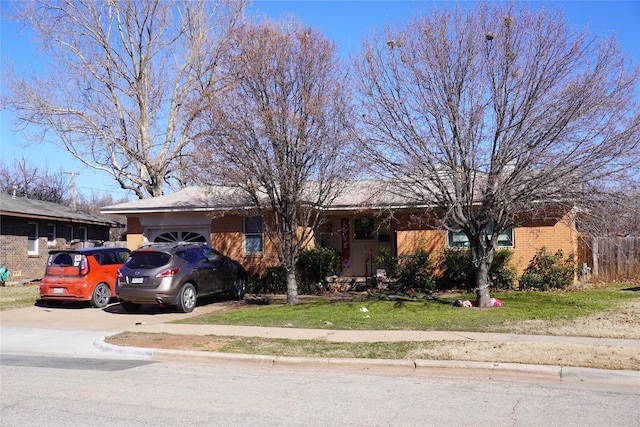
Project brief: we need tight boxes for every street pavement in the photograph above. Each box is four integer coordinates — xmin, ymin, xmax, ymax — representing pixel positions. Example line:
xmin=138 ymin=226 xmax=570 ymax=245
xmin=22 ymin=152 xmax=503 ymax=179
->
xmin=1 ymin=300 xmax=639 ymax=386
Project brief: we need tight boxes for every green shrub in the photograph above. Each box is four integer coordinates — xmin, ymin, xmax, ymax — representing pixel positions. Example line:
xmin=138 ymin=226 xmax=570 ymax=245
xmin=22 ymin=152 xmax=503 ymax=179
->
xmin=297 ymin=246 xmax=342 ymax=289
xmin=519 ymin=248 xmax=576 ymax=291
xmin=437 ymin=248 xmax=517 ymax=292
xmin=251 ymin=247 xmax=340 ymax=295
xmin=251 ymin=266 xmax=288 ymax=294
xmin=490 ymin=250 xmax=518 ymax=291
xmin=395 ymin=249 xmax=436 ymax=293
xmin=373 ymin=246 xmax=398 ymax=278
xmin=436 ymin=248 xmax=472 ymax=291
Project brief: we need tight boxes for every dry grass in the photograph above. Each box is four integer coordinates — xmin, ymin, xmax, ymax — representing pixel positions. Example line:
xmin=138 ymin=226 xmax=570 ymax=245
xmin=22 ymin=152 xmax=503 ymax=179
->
xmin=106 ymin=299 xmax=640 ymax=370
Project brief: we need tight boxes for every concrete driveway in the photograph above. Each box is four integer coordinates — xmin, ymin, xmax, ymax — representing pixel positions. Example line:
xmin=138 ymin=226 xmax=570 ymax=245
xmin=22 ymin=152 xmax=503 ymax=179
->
xmin=0 ymin=298 xmax=236 ymax=332
xmin=0 ymin=298 xmax=238 ymax=358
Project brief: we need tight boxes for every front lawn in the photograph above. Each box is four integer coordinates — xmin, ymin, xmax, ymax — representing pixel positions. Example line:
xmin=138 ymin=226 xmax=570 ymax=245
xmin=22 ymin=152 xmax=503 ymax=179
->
xmin=0 ymin=284 xmax=39 ymax=311
xmin=176 ymin=286 xmax=639 ymax=333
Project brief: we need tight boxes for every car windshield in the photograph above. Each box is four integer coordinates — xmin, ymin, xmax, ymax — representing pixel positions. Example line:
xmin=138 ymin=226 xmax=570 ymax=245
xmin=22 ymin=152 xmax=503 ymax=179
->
xmin=125 ymin=252 xmax=171 ymax=269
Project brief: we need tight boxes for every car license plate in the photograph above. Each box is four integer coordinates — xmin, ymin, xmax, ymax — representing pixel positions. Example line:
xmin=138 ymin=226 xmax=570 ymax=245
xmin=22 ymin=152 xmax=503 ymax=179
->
xmin=53 ymin=288 xmax=64 ymax=294
xmin=131 ymin=277 xmax=144 ymax=284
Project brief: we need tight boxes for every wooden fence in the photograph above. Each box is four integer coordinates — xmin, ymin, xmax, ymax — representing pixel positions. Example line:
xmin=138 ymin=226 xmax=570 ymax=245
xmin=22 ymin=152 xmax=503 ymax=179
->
xmin=585 ymin=237 xmax=640 ymax=281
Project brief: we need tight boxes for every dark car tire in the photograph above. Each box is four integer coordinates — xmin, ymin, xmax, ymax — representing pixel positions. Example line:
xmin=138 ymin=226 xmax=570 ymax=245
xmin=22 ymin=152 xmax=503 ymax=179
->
xmin=176 ymin=283 xmax=197 ymax=313
xmin=121 ymin=301 xmax=142 ymax=312
xmin=232 ymin=275 xmax=246 ymax=301
xmin=90 ymin=283 xmax=111 ymax=308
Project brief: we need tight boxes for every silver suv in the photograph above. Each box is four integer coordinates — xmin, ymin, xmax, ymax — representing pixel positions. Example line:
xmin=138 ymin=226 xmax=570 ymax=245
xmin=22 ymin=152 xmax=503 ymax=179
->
xmin=116 ymin=243 xmax=246 ymax=313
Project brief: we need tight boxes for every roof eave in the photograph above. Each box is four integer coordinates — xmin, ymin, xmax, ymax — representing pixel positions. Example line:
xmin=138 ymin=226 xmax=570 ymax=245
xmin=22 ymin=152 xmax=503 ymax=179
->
xmin=100 ymin=205 xmax=256 ymax=215
xmin=1 ymin=210 xmax=119 ymax=227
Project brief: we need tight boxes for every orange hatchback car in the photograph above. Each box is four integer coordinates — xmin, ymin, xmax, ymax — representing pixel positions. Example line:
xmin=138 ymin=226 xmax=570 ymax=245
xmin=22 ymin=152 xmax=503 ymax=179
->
xmin=40 ymin=247 xmax=130 ymax=308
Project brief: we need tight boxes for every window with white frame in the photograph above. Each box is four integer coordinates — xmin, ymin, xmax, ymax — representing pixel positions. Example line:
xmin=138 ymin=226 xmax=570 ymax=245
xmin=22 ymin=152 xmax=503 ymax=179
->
xmin=447 ymin=227 xmax=514 ymax=248
xmin=27 ymin=222 xmax=39 ymax=255
xmin=46 ymin=224 xmax=56 ymax=246
xmin=243 ymin=216 xmax=264 ymax=254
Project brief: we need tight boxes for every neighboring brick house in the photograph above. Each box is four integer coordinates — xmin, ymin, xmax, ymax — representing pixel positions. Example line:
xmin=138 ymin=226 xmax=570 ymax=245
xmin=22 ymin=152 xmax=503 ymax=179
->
xmin=101 ymin=183 xmax=579 ymax=280
xmin=0 ymin=192 xmax=122 ymax=283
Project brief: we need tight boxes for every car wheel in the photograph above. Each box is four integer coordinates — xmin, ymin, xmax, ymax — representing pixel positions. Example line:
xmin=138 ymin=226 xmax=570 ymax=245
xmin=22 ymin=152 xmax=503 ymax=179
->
xmin=121 ymin=301 xmax=142 ymax=312
xmin=176 ymin=283 xmax=197 ymax=313
xmin=90 ymin=283 xmax=111 ymax=308
xmin=232 ymin=275 xmax=246 ymax=301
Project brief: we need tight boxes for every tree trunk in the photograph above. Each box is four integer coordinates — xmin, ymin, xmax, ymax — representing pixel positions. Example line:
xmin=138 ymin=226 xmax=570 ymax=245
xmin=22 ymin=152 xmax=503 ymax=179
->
xmin=592 ymin=237 xmax=599 ymax=278
xmin=146 ymin=172 xmax=164 ymax=198
xmin=286 ymin=267 xmax=299 ymax=305
xmin=471 ymin=238 xmax=494 ymax=308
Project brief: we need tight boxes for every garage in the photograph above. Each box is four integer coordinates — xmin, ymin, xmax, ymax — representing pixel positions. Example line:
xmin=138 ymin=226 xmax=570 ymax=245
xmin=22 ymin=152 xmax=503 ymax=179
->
xmin=146 ymin=228 xmax=209 ymax=244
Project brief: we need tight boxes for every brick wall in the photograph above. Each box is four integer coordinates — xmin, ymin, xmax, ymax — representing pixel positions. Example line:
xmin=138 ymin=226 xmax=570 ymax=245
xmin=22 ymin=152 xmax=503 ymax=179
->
xmin=0 ymin=215 xmax=112 ymax=283
xmin=210 ymin=215 xmax=279 ymax=278
xmin=210 ymin=215 xmax=244 ymax=259
xmin=397 ymin=229 xmax=446 ymax=255
xmin=125 ymin=217 xmax=145 ymax=249
xmin=123 ymin=214 xmax=281 ymax=279
xmin=511 ymin=212 xmax=578 ymax=275
xmin=119 ymin=209 xmax=578 ymax=281
xmin=0 ymin=228 xmax=45 ymax=281
xmin=395 ymin=211 xmax=577 ymax=276
xmin=126 ymin=216 xmax=143 ymax=234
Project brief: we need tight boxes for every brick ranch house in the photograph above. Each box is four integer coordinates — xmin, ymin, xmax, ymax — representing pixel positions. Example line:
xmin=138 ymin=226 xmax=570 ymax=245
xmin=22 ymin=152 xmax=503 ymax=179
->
xmin=0 ymin=192 xmax=122 ymax=284
xmin=101 ymin=182 xmax=579 ymax=283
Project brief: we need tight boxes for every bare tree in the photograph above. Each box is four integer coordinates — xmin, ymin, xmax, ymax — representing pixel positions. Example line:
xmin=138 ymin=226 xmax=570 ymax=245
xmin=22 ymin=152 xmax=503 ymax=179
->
xmin=190 ymin=18 xmax=354 ymax=305
xmin=352 ymin=3 xmax=640 ymax=306
xmin=2 ymin=0 xmax=247 ymax=199
xmin=76 ymin=191 xmax=128 ymax=241
xmin=578 ymin=186 xmax=640 ymax=238
xmin=0 ymin=158 xmax=70 ymax=203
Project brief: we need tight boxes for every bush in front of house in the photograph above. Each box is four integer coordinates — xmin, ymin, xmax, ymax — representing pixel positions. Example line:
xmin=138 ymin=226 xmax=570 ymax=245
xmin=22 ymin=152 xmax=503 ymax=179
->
xmin=381 ymin=249 xmax=436 ymax=293
xmin=436 ymin=248 xmax=471 ymax=291
xmin=297 ymin=246 xmax=342 ymax=290
xmin=389 ymin=249 xmax=436 ymax=292
xmin=251 ymin=247 xmax=340 ymax=295
xmin=490 ymin=250 xmax=518 ymax=290
xmin=250 ymin=266 xmax=287 ymax=294
xmin=373 ymin=246 xmax=398 ymax=279
xmin=436 ymin=248 xmax=517 ymax=292
xmin=519 ymin=247 xmax=576 ymax=291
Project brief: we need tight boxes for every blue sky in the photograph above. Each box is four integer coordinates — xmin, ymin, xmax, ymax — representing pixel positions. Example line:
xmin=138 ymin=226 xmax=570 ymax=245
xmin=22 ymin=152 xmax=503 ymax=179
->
xmin=1 ymin=0 xmax=639 ymax=200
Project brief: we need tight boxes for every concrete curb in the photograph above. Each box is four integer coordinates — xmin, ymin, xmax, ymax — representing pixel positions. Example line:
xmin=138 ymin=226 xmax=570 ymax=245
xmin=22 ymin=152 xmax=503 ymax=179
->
xmin=94 ymin=337 xmax=154 ymax=358
xmin=94 ymin=337 xmax=640 ymax=385
xmin=560 ymin=366 xmax=640 ymax=386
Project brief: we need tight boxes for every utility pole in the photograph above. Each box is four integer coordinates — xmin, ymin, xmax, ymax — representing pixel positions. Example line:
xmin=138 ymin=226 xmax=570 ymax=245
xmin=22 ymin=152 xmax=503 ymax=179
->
xmin=64 ymin=171 xmax=79 ymax=210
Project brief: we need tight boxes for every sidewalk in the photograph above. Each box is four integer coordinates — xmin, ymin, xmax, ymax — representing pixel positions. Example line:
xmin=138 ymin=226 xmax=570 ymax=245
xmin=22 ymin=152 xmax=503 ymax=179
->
xmin=127 ymin=322 xmax=640 ymax=348
xmin=3 ymin=302 xmax=638 ymax=384
xmin=96 ymin=323 xmax=640 ymax=386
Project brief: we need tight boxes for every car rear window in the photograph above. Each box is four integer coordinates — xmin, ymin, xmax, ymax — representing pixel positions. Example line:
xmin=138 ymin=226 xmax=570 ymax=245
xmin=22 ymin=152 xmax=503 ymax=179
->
xmin=125 ymin=252 xmax=171 ymax=269
xmin=49 ymin=252 xmax=75 ymax=266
